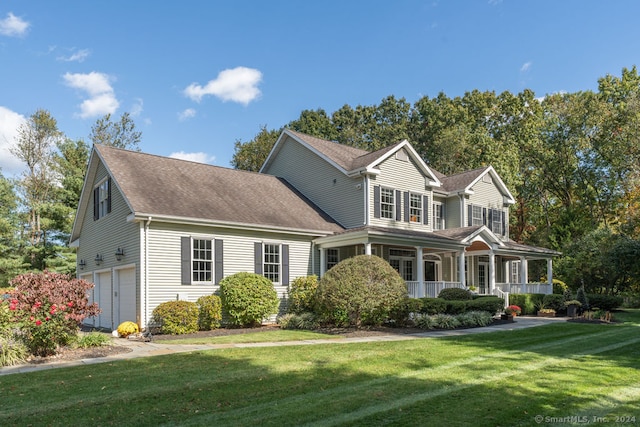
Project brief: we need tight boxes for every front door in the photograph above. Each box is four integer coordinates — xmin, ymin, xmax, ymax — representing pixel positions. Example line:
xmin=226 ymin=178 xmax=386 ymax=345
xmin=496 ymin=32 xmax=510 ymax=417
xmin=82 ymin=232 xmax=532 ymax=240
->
xmin=424 ymin=261 xmax=439 ymax=281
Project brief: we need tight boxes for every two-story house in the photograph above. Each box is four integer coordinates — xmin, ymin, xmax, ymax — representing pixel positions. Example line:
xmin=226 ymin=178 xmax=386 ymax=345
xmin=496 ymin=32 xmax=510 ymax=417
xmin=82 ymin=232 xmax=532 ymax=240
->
xmin=71 ymin=129 xmax=558 ymax=330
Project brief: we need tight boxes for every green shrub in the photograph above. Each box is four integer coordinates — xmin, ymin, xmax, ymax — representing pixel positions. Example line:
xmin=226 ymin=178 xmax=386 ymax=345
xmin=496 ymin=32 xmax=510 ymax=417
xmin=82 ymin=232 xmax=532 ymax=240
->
xmin=542 ymin=294 xmax=566 ymax=312
xmin=552 ymin=279 xmax=568 ymax=295
xmin=414 ymin=313 xmax=437 ymax=329
xmin=438 ymin=287 xmax=472 ymax=301
xmin=314 ymin=255 xmax=408 ymax=327
xmin=444 ymin=300 xmax=467 ymax=315
xmin=277 ymin=312 xmax=318 ymax=330
xmin=152 ymin=300 xmax=199 ymax=335
xmin=432 ymin=314 xmax=461 ymax=329
xmin=219 ymin=272 xmax=279 ymax=327
xmin=74 ymin=331 xmax=111 ymax=348
xmin=287 ymin=276 xmax=318 ymax=314
xmin=196 ymin=295 xmax=222 ymax=330
xmin=576 ymin=286 xmax=590 ymax=311
xmin=509 ymin=293 xmax=544 ymax=315
xmin=586 ymin=294 xmax=623 ymax=311
xmin=387 ymin=297 xmax=423 ymax=326
xmin=420 ymin=298 xmax=447 ymax=315
xmin=457 ymin=311 xmax=494 ymax=327
xmin=0 ymin=329 xmax=28 ymax=367
xmin=466 ymin=297 xmax=504 ymax=315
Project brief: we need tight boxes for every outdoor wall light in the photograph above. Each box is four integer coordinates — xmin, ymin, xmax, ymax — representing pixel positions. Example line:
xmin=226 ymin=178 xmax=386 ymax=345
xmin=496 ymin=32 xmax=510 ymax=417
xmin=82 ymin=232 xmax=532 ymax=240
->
xmin=115 ymin=247 xmax=125 ymax=261
xmin=79 ymin=259 xmax=86 ymax=270
xmin=95 ymin=254 xmax=103 ymax=266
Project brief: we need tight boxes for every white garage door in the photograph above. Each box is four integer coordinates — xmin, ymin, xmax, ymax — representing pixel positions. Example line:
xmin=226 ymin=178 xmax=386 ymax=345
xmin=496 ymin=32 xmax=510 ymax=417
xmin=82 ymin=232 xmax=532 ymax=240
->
xmin=96 ymin=271 xmax=112 ymax=330
xmin=114 ymin=267 xmax=137 ymax=327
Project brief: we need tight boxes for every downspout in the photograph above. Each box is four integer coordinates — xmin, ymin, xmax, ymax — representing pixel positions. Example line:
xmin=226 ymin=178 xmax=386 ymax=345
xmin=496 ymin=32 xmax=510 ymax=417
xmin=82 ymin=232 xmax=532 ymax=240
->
xmin=143 ymin=216 xmax=152 ymax=329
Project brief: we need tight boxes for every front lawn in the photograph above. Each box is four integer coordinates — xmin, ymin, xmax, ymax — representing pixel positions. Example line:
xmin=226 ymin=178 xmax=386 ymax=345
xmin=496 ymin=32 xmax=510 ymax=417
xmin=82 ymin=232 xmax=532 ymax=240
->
xmin=1 ymin=310 xmax=638 ymax=426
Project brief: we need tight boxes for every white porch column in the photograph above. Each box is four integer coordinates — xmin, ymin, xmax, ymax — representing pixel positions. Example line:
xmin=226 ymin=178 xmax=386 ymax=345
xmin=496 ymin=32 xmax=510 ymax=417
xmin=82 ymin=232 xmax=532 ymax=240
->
xmin=319 ymin=248 xmax=326 ymax=278
xmin=416 ymin=246 xmax=424 ymax=298
xmin=520 ymin=256 xmax=528 ymax=284
xmin=547 ymin=258 xmax=553 ymax=285
xmin=365 ymin=242 xmax=372 ymax=255
xmin=458 ymin=250 xmax=466 ymax=287
xmin=488 ymin=251 xmax=495 ymax=295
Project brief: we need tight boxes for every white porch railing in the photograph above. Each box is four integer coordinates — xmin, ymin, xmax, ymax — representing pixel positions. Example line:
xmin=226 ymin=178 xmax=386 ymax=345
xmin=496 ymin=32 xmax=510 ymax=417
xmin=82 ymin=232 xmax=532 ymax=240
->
xmin=406 ymin=281 xmax=465 ymax=298
xmin=496 ymin=282 xmax=552 ymax=295
xmin=493 ymin=288 xmax=510 ymax=310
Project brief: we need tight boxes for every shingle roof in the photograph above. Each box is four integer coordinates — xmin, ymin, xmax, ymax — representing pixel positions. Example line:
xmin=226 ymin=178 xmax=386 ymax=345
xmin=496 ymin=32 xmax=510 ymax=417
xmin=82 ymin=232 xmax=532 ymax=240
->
xmin=438 ymin=167 xmax=488 ymax=192
xmin=95 ymin=145 xmax=344 ymax=233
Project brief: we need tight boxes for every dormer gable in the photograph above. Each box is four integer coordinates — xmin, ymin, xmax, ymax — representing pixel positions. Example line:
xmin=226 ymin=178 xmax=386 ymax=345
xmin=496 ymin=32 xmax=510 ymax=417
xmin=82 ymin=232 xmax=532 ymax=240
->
xmin=438 ymin=165 xmax=515 ymax=205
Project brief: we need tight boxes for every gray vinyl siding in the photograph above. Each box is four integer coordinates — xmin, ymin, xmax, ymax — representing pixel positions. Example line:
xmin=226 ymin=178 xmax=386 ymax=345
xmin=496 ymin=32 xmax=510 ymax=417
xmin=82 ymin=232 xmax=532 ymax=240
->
xmin=262 ymin=135 xmax=363 ymax=228
xmin=76 ymin=162 xmax=140 ymax=303
xmin=369 ymin=152 xmax=433 ymax=231
xmin=144 ymin=222 xmax=316 ymax=324
xmin=467 ymin=177 xmax=509 ymax=238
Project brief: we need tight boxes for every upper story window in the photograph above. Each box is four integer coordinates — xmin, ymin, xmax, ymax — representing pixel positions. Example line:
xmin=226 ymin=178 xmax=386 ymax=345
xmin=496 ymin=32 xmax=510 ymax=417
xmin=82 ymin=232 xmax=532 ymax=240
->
xmin=409 ymin=193 xmax=422 ymax=223
xmin=380 ymin=187 xmax=395 ymax=219
xmin=433 ymin=202 xmax=444 ymax=230
xmin=192 ymin=239 xmax=213 ymax=282
xmin=471 ymin=205 xmax=483 ymax=226
xmin=327 ymin=248 xmax=339 ymax=270
xmin=491 ymin=209 xmax=503 ymax=235
xmin=93 ymin=178 xmax=111 ymax=220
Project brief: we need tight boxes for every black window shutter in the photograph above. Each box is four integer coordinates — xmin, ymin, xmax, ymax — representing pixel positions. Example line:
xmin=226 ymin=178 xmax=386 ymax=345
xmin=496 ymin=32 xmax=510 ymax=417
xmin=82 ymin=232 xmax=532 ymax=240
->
xmin=404 ymin=192 xmax=410 ymax=222
xmin=373 ymin=186 xmax=381 ymax=219
xmin=395 ymin=190 xmax=402 ymax=221
xmin=181 ymin=236 xmax=192 ymax=285
xmin=487 ymin=209 xmax=493 ymax=231
xmin=423 ymin=195 xmax=429 ymax=225
xmin=106 ymin=177 xmax=112 ymax=214
xmin=282 ymin=244 xmax=289 ymax=286
xmin=254 ymin=242 xmax=263 ymax=274
xmin=214 ymin=239 xmax=224 ymax=284
xmin=93 ymin=187 xmax=99 ymax=221
xmin=501 ymin=210 xmax=506 ymax=236
xmin=467 ymin=205 xmax=472 ymax=226
xmin=483 ymin=208 xmax=487 ymax=226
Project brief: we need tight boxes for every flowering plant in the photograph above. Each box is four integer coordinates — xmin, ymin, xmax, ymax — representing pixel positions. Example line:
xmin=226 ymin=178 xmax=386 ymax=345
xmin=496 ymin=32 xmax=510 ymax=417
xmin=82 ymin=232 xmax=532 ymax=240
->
xmin=505 ymin=305 xmax=522 ymax=316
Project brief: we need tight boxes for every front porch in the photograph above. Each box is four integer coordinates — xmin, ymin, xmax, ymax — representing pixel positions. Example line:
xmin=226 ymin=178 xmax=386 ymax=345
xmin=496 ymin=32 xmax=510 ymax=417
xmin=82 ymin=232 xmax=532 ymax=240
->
xmin=405 ymin=280 xmax=552 ymax=299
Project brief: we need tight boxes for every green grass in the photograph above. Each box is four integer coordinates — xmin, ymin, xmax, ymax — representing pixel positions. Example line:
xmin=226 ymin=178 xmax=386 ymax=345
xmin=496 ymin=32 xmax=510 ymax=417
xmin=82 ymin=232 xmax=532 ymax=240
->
xmin=159 ymin=329 xmax=343 ymax=344
xmin=1 ymin=310 xmax=639 ymax=426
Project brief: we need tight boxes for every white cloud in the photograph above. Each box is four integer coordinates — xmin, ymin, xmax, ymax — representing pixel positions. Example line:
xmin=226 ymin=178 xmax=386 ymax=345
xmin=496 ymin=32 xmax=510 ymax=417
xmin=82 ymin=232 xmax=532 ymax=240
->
xmin=169 ymin=151 xmax=216 ymax=164
xmin=0 ymin=12 xmax=30 ymax=37
xmin=178 ymin=108 xmax=196 ymax=121
xmin=0 ymin=106 xmax=27 ymax=176
xmin=57 ymin=48 xmax=91 ymax=63
xmin=130 ymin=98 xmax=144 ymax=117
xmin=183 ymin=66 xmax=262 ymax=105
xmin=520 ymin=61 xmax=532 ymax=72
xmin=63 ymin=71 xmax=119 ymax=118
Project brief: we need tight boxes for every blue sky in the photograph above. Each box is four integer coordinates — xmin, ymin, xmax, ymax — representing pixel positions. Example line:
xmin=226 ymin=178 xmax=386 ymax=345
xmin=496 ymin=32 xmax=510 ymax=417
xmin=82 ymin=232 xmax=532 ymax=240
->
xmin=1 ymin=1 xmax=639 ymax=176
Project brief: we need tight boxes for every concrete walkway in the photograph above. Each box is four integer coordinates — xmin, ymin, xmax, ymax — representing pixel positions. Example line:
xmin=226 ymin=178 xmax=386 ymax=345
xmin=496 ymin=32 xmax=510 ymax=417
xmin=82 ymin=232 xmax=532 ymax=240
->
xmin=0 ymin=316 xmax=566 ymax=376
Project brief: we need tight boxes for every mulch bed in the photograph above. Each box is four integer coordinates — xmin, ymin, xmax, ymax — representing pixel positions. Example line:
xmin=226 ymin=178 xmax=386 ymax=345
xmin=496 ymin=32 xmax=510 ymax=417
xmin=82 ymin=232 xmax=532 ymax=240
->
xmin=28 ymin=345 xmax=132 ymax=365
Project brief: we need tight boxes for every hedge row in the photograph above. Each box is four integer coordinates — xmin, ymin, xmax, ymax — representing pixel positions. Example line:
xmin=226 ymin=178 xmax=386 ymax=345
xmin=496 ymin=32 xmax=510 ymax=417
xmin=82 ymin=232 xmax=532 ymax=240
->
xmin=420 ymin=296 xmax=505 ymax=316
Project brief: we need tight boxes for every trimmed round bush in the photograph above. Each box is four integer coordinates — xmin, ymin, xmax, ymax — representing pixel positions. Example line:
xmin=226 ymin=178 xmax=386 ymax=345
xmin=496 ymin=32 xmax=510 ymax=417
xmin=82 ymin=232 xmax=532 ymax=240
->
xmin=287 ymin=276 xmax=319 ymax=314
xmin=388 ymin=297 xmax=423 ymax=326
xmin=466 ymin=297 xmax=504 ymax=315
xmin=314 ymin=255 xmax=408 ymax=327
xmin=116 ymin=321 xmax=139 ymax=338
xmin=438 ymin=287 xmax=472 ymax=301
xmin=542 ymin=294 xmax=566 ymax=312
xmin=152 ymin=300 xmax=199 ymax=335
xmin=586 ymin=294 xmax=623 ymax=311
xmin=196 ymin=295 xmax=222 ymax=331
xmin=219 ymin=272 xmax=279 ymax=327
xmin=420 ymin=297 xmax=447 ymax=315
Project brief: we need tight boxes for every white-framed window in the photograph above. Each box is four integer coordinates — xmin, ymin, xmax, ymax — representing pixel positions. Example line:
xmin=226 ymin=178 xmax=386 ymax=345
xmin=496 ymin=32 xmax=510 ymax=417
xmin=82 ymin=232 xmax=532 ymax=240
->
xmin=492 ymin=209 xmax=503 ymax=235
xmin=389 ymin=248 xmax=415 ymax=281
xmin=511 ymin=260 xmax=521 ymax=284
xmin=380 ymin=187 xmax=394 ymax=219
xmin=433 ymin=202 xmax=444 ymax=230
xmin=327 ymin=248 xmax=339 ymax=270
xmin=93 ymin=178 xmax=111 ymax=220
xmin=472 ymin=205 xmax=483 ymax=226
xmin=409 ymin=193 xmax=422 ymax=223
xmin=263 ymin=243 xmax=280 ymax=283
xmin=192 ymin=239 xmax=213 ymax=283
